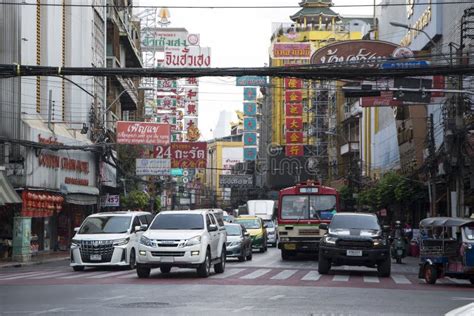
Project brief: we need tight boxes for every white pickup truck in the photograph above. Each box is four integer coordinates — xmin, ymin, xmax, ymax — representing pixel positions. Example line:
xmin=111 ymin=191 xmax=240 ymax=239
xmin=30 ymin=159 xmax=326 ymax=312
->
xmin=136 ymin=209 xmax=227 ymax=278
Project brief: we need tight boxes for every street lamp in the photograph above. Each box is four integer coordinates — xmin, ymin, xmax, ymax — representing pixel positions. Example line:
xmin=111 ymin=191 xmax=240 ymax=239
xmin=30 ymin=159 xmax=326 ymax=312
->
xmin=389 ymin=21 xmax=450 ymax=64
xmin=105 ymin=86 xmax=153 ymax=114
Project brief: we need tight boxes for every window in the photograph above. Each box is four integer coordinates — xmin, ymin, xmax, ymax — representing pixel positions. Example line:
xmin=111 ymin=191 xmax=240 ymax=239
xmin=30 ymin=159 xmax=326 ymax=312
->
xmin=224 ymin=225 xmax=242 ymax=236
xmin=139 ymin=215 xmax=149 ymax=225
xmin=209 ymin=214 xmax=217 ymax=225
xmin=132 ymin=217 xmax=141 ymax=232
xmin=281 ymin=195 xmax=337 ymax=220
xmin=235 ymin=218 xmax=261 ymax=229
xmin=330 ymin=215 xmax=380 ymax=231
xmin=79 ymin=216 xmax=131 ymax=234
xmin=150 ymin=214 xmax=204 ymax=230
xmin=146 ymin=215 xmax=153 ymax=225
xmin=206 ymin=215 xmax=212 ymax=228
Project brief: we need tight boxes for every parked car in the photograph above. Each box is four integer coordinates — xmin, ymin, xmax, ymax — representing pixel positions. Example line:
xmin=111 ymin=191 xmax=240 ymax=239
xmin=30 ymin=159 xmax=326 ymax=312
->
xmin=234 ymin=215 xmax=268 ymax=253
xmin=70 ymin=211 xmax=153 ymax=271
xmin=225 ymin=223 xmax=252 ymax=261
xmin=264 ymin=219 xmax=277 ymax=247
xmin=136 ymin=209 xmax=227 ymax=278
xmin=318 ymin=213 xmax=391 ymax=277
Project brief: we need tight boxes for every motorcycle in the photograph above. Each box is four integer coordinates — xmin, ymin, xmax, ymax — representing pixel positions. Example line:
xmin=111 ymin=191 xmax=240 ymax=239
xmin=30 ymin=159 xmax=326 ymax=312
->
xmin=390 ymin=236 xmax=407 ymax=264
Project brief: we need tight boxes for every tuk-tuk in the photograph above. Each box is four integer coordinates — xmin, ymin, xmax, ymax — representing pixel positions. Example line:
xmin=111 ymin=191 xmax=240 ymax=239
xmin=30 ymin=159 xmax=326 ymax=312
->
xmin=418 ymin=217 xmax=474 ymax=285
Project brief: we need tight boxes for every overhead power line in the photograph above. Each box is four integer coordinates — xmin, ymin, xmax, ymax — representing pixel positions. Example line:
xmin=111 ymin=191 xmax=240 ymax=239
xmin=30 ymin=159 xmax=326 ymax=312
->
xmin=0 ymin=1 xmax=472 ymax=9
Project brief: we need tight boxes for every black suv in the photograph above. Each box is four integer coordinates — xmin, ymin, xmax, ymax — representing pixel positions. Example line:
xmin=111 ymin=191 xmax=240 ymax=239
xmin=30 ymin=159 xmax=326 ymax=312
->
xmin=318 ymin=213 xmax=391 ymax=277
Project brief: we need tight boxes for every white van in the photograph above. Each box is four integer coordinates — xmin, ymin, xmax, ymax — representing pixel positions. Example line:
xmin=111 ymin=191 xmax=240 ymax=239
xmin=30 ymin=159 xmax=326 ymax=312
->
xmin=70 ymin=211 xmax=153 ymax=271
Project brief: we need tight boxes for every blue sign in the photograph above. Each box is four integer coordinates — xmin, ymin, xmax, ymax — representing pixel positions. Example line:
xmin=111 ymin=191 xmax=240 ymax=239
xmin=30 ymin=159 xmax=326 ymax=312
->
xmin=380 ymin=60 xmax=430 ymax=70
xmin=244 ymin=148 xmax=257 ymax=161
xmin=243 ymin=102 xmax=257 ymax=116
xmin=243 ymin=117 xmax=257 ymax=131
xmin=243 ymin=87 xmax=257 ymax=101
xmin=171 ymin=168 xmax=183 ymax=176
xmin=244 ymin=133 xmax=257 ymax=146
xmin=236 ymin=76 xmax=267 ymax=87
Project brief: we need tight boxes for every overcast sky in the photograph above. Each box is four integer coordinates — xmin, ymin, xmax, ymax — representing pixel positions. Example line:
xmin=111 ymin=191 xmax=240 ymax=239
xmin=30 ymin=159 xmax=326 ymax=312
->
xmin=139 ymin=0 xmax=377 ymax=140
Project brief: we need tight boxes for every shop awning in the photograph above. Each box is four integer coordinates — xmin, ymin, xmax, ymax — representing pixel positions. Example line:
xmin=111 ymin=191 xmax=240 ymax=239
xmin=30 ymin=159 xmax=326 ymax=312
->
xmin=0 ymin=171 xmax=22 ymax=205
xmin=60 ymin=184 xmax=99 ymax=206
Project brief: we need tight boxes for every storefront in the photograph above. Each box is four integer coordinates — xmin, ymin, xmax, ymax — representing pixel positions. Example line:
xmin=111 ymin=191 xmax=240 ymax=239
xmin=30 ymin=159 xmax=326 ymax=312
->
xmin=12 ymin=120 xmax=99 ymax=259
xmin=0 ymin=169 xmax=22 ymax=259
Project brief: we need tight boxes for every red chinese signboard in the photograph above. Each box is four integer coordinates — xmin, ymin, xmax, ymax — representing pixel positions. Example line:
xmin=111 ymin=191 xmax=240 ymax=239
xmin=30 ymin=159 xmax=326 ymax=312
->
xmin=286 ymin=117 xmax=303 ymax=131
xmin=285 ymin=103 xmax=303 ymax=116
xmin=285 ymin=145 xmax=304 ymax=157
xmin=285 ymin=90 xmax=303 ymax=103
xmin=154 ymin=142 xmax=207 ymax=168
xmin=286 ymin=131 xmax=304 ymax=144
xmin=285 ymin=78 xmax=303 ymax=89
xmin=116 ymin=121 xmax=171 ymax=145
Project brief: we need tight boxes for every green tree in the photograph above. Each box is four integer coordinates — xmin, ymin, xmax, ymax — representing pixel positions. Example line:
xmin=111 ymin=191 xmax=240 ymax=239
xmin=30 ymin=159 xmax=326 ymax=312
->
xmin=120 ymin=190 xmax=150 ymax=210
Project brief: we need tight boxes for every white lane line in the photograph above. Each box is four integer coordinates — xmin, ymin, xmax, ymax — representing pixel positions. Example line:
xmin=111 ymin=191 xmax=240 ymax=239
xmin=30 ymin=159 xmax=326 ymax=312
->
xmin=270 ymin=269 xmax=297 ymax=280
xmin=448 ymin=278 xmax=470 ymax=284
xmin=30 ymin=272 xmax=73 ymax=280
xmin=332 ymin=275 xmax=350 ymax=282
xmin=0 ymin=271 xmax=54 ymax=280
xmin=117 ymin=272 xmax=139 ymax=279
xmin=239 ymin=269 xmax=272 ymax=279
xmin=391 ymin=274 xmax=411 ymax=284
xmin=87 ymin=271 xmax=132 ymax=279
xmin=232 ymin=306 xmax=253 ymax=313
xmin=101 ymin=295 xmax=126 ymax=301
xmin=363 ymin=276 xmax=379 ymax=283
xmin=211 ymin=268 xmax=246 ymax=279
xmin=301 ymin=271 xmax=321 ymax=281
xmin=269 ymin=295 xmax=285 ymax=301
xmin=58 ymin=272 xmax=103 ymax=279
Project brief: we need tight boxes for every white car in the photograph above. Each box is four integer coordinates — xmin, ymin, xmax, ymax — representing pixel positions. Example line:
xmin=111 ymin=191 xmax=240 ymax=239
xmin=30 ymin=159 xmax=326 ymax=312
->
xmin=70 ymin=211 xmax=153 ymax=271
xmin=136 ymin=209 xmax=227 ymax=278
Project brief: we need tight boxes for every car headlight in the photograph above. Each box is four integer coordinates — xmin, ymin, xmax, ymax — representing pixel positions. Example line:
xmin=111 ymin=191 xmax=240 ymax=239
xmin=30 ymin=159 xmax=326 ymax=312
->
xmin=182 ymin=236 xmax=201 ymax=247
xmin=113 ymin=238 xmax=130 ymax=246
xmin=228 ymin=241 xmax=241 ymax=247
xmin=71 ymin=239 xmax=80 ymax=247
xmin=322 ymin=236 xmax=337 ymax=245
xmin=373 ymin=238 xmax=387 ymax=247
xmin=279 ymin=237 xmax=290 ymax=242
xmin=140 ymin=236 xmax=154 ymax=247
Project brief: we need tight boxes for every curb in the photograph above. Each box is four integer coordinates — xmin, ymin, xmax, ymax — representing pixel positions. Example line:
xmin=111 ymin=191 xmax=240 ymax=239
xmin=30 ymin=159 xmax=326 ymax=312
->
xmin=0 ymin=256 xmax=69 ymax=269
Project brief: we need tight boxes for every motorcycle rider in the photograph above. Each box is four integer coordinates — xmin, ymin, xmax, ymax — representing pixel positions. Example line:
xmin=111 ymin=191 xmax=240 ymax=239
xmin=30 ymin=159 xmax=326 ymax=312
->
xmin=390 ymin=220 xmax=408 ymax=263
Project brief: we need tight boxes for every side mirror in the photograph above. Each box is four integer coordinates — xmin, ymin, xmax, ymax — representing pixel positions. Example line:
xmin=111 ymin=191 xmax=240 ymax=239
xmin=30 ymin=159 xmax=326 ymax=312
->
xmin=319 ymin=223 xmax=328 ymax=230
xmin=263 ymin=223 xmax=268 ymax=229
xmin=208 ymin=224 xmax=218 ymax=232
xmin=74 ymin=227 xmax=80 ymax=233
xmin=137 ymin=224 xmax=148 ymax=232
xmin=244 ymin=232 xmax=250 ymax=237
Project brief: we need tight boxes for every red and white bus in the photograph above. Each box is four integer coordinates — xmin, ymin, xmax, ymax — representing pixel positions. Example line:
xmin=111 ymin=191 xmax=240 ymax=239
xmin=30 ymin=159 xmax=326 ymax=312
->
xmin=277 ymin=181 xmax=339 ymax=260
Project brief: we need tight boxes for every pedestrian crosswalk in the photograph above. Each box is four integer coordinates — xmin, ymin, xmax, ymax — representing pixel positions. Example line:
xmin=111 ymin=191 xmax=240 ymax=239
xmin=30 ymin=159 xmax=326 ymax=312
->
xmin=0 ymin=267 xmax=472 ymax=287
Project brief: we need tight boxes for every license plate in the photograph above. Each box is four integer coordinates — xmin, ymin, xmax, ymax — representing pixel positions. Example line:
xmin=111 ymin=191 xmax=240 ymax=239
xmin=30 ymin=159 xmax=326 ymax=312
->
xmin=397 ymin=249 xmax=403 ymax=256
xmin=346 ymin=250 xmax=362 ymax=256
xmin=284 ymin=243 xmax=296 ymax=250
xmin=90 ymin=254 xmax=102 ymax=261
xmin=161 ymin=257 xmax=174 ymax=263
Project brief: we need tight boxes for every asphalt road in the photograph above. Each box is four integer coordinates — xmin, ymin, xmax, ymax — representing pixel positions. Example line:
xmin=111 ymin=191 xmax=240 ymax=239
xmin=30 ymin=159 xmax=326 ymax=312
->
xmin=1 ymin=248 xmax=473 ymax=316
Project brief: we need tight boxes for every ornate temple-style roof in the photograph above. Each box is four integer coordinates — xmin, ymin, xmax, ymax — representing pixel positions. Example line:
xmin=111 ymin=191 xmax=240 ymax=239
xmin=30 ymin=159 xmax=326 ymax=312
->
xmin=291 ymin=0 xmax=339 ymax=22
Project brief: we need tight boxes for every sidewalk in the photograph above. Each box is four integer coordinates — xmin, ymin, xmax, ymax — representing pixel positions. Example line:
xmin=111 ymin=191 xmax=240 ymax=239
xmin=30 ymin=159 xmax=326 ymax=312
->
xmin=0 ymin=251 xmax=69 ymax=269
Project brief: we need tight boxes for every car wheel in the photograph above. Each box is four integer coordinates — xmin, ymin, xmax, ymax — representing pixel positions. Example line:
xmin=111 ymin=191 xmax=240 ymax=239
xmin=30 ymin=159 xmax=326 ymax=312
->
xmin=73 ymin=266 xmax=84 ymax=272
xmin=377 ymin=258 xmax=391 ymax=277
xmin=318 ymin=252 xmax=331 ymax=274
xmin=197 ymin=249 xmax=211 ymax=277
xmin=160 ymin=266 xmax=171 ymax=274
xmin=136 ymin=264 xmax=151 ymax=279
xmin=214 ymin=247 xmax=226 ymax=274
xmin=128 ymin=249 xmax=136 ymax=270
xmin=246 ymin=248 xmax=253 ymax=261
xmin=424 ymin=265 xmax=437 ymax=284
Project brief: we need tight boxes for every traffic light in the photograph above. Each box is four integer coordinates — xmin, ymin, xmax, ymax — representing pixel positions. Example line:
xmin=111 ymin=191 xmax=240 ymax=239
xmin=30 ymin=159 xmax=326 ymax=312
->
xmin=343 ymin=84 xmax=381 ymax=98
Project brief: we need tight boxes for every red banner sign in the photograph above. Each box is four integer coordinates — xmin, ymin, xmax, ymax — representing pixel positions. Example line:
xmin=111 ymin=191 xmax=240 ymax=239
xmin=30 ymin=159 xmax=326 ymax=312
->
xmin=286 ymin=117 xmax=303 ymax=131
xmin=285 ymin=145 xmax=304 ymax=157
xmin=285 ymin=103 xmax=303 ymax=116
xmin=361 ymin=91 xmax=403 ymax=107
xmin=154 ymin=142 xmax=207 ymax=168
xmin=116 ymin=122 xmax=171 ymax=145
xmin=285 ymin=78 xmax=303 ymax=89
xmin=286 ymin=131 xmax=304 ymax=144
xmin=285 ymin=90 xmax=303 ymax=103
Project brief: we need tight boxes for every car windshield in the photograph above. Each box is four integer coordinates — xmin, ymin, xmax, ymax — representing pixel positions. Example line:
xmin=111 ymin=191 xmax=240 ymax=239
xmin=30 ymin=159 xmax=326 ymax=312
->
xmin=150 ymin=214 xmax=204 ymax=230
xmin=78 ymin=216 xmax=131 ymax=234
xmin=264 ymin=220 xmax=274 ymax=228
xmin=225 ymin=225 xmax=241 ymax=236
xmin=330 ymin=215 xmax=380 ymax=230
xmin=464 ymin=226 xmax=474 ymax=240
xmin=235 ymin=218 xmax=260 ymax=229
xmin=281 ymin=195 xmax=336 ymax=220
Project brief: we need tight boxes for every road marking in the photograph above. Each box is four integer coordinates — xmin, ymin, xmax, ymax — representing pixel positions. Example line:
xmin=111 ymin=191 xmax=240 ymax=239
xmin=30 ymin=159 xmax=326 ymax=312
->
xmin=363 ymin=276 xmax=379 ymax=283
xmin=58 ymin=271 xmax=103 ymax=279
xmin=270 ymin=269 xmax=297 ymax=280
xmin=301 ymin=271 xmax=321 ymax=281
xmin=269 ymin=294 xmax=285 ymax=301
xmin=32 ymin=308 xmax=67 ymax=315
xmin=117 ymin=272 xmax=139 ymax=279
xmin=451 ymin=297 xmax=474 ymax=301
xmin=240 ymin=269 xmax=272 ymax=279
xmin=101 ymin=295 xmax=126 ymax=301
xmin=211 ymin=268 xmax=245 ymax=279
xmin=332 ymin=275 xmax=349 ymax=282
xmin=391 ymin=274 xmax=411 ymax=284
xmin=30 ymin=272 xmax=73 ymax=280
xmin=232 ymin=306 xmax=253 ymax=313
xmin=0 ymin=271 xmax=53 ymax=280
xmin=447 ymin=278 xmax=470 ymax=284
xmin=87 ymin=271 xmax=132 ymax=279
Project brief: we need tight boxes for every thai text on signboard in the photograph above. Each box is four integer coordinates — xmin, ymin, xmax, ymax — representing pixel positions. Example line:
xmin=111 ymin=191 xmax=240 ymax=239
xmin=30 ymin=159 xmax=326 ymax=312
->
xmin=272 ymin=43 xmax=312 ymax=59
xmin=116 ymin=122 xmax=170 ymax=145
xmin=219 ymin=174 xmax=253 ymax=188
xmin=164 ymin=47 xmax=211 ymax=68
xmin=136 ymin=159 xmax=171 ymax=176
xmin=154 ymin=142 xmax=207 ymax=168
xmin=236 ymin=76 xmax=267 ymax=86
xmin=100 ymin=195 xmax=120 ymax=207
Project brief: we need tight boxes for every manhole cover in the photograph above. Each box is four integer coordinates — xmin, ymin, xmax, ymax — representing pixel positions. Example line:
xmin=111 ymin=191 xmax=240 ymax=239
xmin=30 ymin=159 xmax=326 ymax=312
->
xmin=118 ymin=302 xmax=170 ymax=308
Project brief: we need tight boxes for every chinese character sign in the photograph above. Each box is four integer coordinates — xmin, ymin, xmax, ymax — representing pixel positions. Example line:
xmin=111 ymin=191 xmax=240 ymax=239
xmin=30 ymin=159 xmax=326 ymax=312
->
xmin=286 ymin=117 xmax=303 ymax=131
xmin=185 ymin=102 xmax=198 ymax=116
xmin=243 ymin=117 xmax=257 ymax=131
xmin=243 ymin=102 xmax=257 ymax=116
xmin=285 ymin=145 xmax=304 ymax=157
xmin=285 ymin=78 xmax=303 ymax=89
xmin=286 ymin=131 xmax=304 ymax=144
xmin=243 ymin=87 xmax=257 ymax=101
xmin=285 ymin=90 xmax=303 ymax=103
xmin=285 ymin=103 xmax=303 ymax=116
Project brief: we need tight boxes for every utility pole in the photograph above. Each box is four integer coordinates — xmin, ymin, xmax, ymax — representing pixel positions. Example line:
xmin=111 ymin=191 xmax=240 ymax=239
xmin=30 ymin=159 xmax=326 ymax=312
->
xmin=427 ymin=113 xmax=437 ymax=217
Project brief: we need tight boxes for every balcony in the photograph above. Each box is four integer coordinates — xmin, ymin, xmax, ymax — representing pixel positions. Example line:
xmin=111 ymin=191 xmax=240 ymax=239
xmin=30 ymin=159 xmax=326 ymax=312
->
xmin=340 ymin=142 xmax=360 ymax=156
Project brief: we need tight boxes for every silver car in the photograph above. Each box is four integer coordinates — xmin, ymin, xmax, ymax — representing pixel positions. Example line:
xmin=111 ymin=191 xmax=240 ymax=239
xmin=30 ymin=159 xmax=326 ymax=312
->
xmin=263 ymin=219 xmax=278 ymax=247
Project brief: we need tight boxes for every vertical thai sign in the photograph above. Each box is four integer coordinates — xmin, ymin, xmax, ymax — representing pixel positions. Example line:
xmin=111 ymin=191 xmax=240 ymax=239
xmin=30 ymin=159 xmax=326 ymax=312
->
xmin=284 ymin=78 xmax=304 ymax=157
xmin=242 ymin=88 xmax=257 ymax=161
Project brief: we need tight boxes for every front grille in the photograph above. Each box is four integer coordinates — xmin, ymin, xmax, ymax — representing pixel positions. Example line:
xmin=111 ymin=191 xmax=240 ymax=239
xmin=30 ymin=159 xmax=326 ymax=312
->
xmin=155 ymin=240 xmax=181 ymax=247
xmin=337 ymin=240 xmax=373 ymax=249
xmin=299 ymin=229 xmax=320 ymax=235
xmin=151 ymin=251 xmax=185 ymax=257
xmin=79 ymin=240 xmax=115 ymax=263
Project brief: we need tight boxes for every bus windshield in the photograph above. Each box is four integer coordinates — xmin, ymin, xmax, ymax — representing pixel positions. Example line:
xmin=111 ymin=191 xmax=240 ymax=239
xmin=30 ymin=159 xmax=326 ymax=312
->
xmin=280 ymin=195 xmax=336 ymax=220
